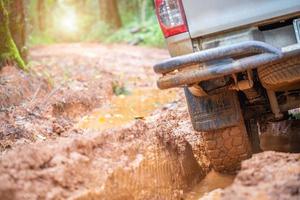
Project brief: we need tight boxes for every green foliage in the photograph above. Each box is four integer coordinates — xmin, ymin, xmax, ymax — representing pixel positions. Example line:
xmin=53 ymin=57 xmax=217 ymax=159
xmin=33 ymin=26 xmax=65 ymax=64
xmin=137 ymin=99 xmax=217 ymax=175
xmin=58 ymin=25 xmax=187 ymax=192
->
xmin=112 ymin=81 xmax=130 ymax=96
xmin=81 ymin=21 xmax=112 ymax=42
xmin=289 ymin=108 xmax=300 ymax=120
xmin=84 ymin=15 xmax=164 ymax=47
xmin=107 ymin=16 xmax=164 ymax=47
xmin=83 ymin=0 xmax=164 ymax=47
xmin=28 ymin=30 xmax=56 ymax=46
xmin=27 ymin=0 xmax=165 ymax=48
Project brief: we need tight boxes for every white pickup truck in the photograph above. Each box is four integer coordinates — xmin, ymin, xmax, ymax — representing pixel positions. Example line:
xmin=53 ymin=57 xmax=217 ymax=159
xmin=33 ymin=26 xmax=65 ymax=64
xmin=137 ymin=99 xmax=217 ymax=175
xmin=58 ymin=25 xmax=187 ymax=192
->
xmin=153 ymin=0 xmax=300 ymax=173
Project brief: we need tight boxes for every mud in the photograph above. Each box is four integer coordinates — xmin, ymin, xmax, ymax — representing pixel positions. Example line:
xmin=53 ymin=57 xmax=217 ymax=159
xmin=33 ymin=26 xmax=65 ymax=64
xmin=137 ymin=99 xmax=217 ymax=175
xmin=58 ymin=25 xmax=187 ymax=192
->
xmin=77 ymin=88 xmax=177 ymax=130
xmin=0 ymin=43 xmax=299 ymax=200
xmin=200 ymin=151 xmax=300 ymax=200
xmin=0 ymin=43 xmax=167 ymax=150
xmin=186 ymin=171 xmax=234 ymax=200
xmin=0 ymin=43 xmax=210 ymax=199
xmin=224 ymin=151 xmax=300 ymax=200
xmin=0 ymin=102 xmax=209 ymax=200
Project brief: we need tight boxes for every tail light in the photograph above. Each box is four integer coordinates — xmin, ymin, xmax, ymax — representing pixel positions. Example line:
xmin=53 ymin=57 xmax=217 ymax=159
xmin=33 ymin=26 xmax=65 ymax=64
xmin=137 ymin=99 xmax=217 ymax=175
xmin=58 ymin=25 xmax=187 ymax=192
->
xmin=155 ymin=0 xmax=188 ymax=38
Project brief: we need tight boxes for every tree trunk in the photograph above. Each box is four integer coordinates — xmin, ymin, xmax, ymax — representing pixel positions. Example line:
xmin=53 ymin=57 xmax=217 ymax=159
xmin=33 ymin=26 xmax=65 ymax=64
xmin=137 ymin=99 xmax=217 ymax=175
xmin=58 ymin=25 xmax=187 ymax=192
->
xmin=7 ymin=0 xmax=27 ymax=61
xmin=98 ymin=0 xmax=122 ymax=29
xmin=0 ymin=0 xmax=26 ymax=70
xmin=37 ymin=0 xmax=46 ymax=31
xmin=140 ymin=0 xmax=147 ymax=24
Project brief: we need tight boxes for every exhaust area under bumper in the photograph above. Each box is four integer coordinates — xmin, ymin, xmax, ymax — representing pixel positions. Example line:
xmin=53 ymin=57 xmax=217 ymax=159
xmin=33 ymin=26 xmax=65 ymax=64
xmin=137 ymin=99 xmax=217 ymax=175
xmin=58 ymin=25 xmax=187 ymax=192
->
xmin=154 ymin=41 xmax=300 ymax=90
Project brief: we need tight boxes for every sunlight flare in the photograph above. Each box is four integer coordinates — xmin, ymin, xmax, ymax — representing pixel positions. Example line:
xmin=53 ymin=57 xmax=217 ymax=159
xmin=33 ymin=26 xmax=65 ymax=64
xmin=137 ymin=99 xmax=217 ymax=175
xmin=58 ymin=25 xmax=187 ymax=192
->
xmin=60 ymin=9 xmax=78 ymax=33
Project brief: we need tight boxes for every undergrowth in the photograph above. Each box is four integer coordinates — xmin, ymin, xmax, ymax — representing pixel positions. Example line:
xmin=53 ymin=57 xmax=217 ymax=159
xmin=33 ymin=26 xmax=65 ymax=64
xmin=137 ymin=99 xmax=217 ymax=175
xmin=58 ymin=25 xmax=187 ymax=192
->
xmin=28 ymin=1 xmax=165 ymax=48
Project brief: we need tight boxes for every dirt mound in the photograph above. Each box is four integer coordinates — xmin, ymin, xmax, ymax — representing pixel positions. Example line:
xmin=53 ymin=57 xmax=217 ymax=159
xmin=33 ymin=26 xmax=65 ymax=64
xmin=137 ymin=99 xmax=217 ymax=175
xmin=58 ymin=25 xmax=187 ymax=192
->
xmin=222 ymin=151 xmax=300 ymax=200
xmin=0 ymin=65 xmax=51 ymax=149
xmin=149 ymin=99 xmax=211 ymax=173
xmin=0 ymin=65 xmax=50 ymax=108
xmin=0 ymin=101 xmax=209 ymax=200
xmin=200 ymin=151 xmax=300 ymax=200
xmin=0 ymin=64 xmax=112 ymax=150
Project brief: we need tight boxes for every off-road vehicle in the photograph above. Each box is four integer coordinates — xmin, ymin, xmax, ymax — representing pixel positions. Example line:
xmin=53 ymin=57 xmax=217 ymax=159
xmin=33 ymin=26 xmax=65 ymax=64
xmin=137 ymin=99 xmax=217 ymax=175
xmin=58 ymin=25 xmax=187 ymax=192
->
xmin=153 ymin=0 xmax=300 ymax=173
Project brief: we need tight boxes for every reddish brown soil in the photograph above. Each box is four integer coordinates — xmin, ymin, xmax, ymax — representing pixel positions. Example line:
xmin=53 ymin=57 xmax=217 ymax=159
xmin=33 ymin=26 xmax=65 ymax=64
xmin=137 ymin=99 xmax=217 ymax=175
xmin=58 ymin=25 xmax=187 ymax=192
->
xmin=0 ymin=102 xmax=209 ymax=200
xmin=222 ymin=151 xmax=300 ymax=200
xmin=0 ymin=43 xmax=299 ymax=200
xmin=0 ymin=43 xmax=167 ymax=150
xmin=200 ymin=151 xmax=300 ymax=200
xmin=0 ymin=43 xmax=210 ymax=199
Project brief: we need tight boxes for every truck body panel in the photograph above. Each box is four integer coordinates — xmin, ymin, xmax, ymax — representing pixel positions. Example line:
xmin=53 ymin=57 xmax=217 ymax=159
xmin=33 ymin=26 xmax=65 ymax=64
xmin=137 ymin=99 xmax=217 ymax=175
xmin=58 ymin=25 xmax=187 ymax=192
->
xmin=182 ymin=0 xmax=300 ymax=38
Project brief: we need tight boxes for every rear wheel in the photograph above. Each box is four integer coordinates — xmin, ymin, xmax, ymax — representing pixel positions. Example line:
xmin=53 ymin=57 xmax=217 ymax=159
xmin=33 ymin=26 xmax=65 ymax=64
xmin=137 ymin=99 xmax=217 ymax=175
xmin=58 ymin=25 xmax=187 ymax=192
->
xmin=184 ymin=88 xmax=252 ymax=173
xmin=201 ymin=121 xmax=252 ymax=173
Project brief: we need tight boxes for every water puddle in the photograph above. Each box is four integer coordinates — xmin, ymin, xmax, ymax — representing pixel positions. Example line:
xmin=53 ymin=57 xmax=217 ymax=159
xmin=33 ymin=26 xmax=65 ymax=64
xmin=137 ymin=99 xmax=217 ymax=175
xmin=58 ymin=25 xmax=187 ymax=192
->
xmin=186 ymin=170 xmax=235 ymax=200
xmin=77 ymin=88 xmax=177 ymax=130
xmin=77 ymin=86 xmax=235 ymax=199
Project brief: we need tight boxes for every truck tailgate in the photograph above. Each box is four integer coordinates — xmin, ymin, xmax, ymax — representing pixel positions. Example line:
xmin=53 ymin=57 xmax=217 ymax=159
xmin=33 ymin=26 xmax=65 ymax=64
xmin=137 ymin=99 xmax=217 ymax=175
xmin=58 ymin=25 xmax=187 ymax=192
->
xmin=182 ymin=0 xmax=300 ymax=38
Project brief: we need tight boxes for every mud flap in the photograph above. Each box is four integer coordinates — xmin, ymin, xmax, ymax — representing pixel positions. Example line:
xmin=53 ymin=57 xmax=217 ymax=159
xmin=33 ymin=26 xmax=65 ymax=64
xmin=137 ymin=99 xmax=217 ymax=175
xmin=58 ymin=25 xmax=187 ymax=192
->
xmin=184 ymin=88 xmax=242 ymax=132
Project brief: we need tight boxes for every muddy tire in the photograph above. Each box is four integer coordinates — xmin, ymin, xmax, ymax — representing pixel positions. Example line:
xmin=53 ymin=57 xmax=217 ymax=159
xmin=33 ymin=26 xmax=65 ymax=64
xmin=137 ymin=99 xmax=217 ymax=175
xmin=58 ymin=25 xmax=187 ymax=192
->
xmin=184 ymin=88 xmax=252 ymax=173
xmin=201 ymin=121 xmax=252 ymax=173
xmin=258 ymin=57 xmax=300 ymax=91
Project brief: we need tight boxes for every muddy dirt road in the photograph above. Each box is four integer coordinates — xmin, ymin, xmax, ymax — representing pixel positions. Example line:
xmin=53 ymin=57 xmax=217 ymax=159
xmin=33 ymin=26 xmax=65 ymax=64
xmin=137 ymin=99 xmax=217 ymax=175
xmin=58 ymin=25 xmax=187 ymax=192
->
xmin=0 ymin=44 xmax=299 ymax=200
